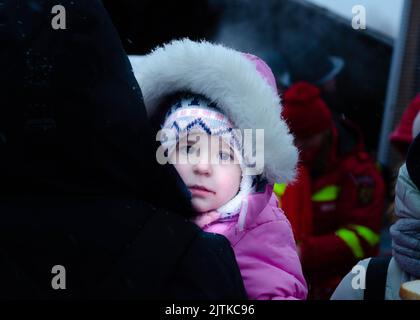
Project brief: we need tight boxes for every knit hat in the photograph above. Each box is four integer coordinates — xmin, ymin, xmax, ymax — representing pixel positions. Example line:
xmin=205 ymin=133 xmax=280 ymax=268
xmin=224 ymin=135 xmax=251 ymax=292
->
xmin=282 ymin=82 xmax=333 ymax=139
xmin=129 ymin=39 xmax=298 ymax=184
xmin=161 ymin=93 xmax=254 ymax=216
xmin=161 ymin=94 xmax=240 ymax=157
xmin=390 ymin=94 xmax=420 ymax=151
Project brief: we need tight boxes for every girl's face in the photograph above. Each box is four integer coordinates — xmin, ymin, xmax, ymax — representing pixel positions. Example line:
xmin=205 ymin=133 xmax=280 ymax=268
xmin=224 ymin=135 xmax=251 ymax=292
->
xmin=170 ymin=132 xmax=241 ymax=213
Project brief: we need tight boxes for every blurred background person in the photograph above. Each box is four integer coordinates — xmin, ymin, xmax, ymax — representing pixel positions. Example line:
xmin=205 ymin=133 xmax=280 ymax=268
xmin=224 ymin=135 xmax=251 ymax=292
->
xmin=331 ymin=133 xmax=420 ymax=300
xmin=276 ymin=82 xmax=385 ymax=299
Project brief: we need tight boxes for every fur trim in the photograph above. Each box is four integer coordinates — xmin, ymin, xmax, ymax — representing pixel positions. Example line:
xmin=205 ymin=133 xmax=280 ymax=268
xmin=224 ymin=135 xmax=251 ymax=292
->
xmin=129 ymin=39 xmax=297 ymax=183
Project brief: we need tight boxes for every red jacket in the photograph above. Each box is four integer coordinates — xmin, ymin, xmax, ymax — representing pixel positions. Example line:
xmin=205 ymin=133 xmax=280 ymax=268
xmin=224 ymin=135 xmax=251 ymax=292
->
xmin=276 ymin=120 xmax=385 ymax=299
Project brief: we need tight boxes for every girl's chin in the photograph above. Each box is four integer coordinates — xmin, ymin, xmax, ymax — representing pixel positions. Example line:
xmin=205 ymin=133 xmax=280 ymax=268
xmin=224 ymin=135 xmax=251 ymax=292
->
xmin=192 ymin=202 xmax=216 ymax=213
xmin=193 ymin=207 xmax=215 ymax=213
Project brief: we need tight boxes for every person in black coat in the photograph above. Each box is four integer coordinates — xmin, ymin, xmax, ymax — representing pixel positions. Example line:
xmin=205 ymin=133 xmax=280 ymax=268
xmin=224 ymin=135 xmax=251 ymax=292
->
xmin=0 ymin=0 xmax=247 ymax=299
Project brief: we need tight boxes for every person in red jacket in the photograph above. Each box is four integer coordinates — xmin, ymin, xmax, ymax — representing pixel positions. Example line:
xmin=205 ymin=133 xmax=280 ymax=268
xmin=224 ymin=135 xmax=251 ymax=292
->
xmin=277 ymin=82 xmax=385 ymax=299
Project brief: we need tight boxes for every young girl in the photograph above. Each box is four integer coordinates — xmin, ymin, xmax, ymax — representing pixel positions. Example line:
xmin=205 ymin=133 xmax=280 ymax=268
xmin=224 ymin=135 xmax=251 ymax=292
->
xmin=130 ymin=39 xmax=308 ymax=300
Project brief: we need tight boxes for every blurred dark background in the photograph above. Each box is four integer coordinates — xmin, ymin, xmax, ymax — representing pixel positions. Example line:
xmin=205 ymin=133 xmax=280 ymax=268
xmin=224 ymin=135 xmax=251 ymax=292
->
xmin=102 ymin=0 xmax=222 ymax=54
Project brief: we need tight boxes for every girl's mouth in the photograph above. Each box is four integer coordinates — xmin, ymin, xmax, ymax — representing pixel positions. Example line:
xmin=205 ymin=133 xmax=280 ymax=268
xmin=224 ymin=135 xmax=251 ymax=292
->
xmin=188 ymin=185 xmax=215 ymax=196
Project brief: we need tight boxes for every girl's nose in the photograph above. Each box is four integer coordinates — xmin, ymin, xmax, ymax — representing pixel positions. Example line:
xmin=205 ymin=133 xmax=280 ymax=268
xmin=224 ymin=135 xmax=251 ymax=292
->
xmin=193 ymin=157 xmax=212 ymax=176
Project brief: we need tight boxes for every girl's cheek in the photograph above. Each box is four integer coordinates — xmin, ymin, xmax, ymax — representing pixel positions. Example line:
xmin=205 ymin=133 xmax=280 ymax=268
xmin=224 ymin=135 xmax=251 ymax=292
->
xmin=221 ymin=168 xmax=239 ymax=187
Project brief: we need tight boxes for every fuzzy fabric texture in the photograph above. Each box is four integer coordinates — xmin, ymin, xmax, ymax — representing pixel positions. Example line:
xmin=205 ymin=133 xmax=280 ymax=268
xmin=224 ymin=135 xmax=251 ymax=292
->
xmin=390 ymin=164 xmax=420 ymax=278
xmin=129 ymin=39 xmax=298 ymax=184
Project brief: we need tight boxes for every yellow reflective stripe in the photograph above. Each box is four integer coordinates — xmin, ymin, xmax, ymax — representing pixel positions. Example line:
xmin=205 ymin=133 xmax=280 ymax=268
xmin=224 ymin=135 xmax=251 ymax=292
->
xmin=312 ymin=185 xmax=340 ymax=202
xmin=351 ymin=224 xmax=380 ymax=247
xmin=336 ymin=228 xmax=364 ymax=259
xmin=274 ymin=183 xmax=287 ymax=197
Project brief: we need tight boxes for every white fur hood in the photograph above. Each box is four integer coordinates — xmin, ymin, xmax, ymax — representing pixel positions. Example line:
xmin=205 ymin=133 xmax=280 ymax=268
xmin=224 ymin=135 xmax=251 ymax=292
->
xmin=129 ymin=39 xmax=297 ymax=183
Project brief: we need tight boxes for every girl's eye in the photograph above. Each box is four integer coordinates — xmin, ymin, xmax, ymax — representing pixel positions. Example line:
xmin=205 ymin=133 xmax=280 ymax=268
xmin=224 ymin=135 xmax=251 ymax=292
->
xmin=219 ymin=151 xmax=233 ymax=161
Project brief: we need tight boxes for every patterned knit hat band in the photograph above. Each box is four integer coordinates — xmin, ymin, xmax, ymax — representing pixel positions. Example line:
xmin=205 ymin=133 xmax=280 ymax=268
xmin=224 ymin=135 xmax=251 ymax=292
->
xmin=161 ymin=96 xmax=243 ymax=156
xmin=164 ymin=104 xmax=234 ymax=129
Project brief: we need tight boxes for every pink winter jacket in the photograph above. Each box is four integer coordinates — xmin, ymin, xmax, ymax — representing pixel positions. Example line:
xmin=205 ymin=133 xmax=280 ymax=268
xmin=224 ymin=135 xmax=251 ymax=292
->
xmin=203 ymin=185 xmax=308 ymax=300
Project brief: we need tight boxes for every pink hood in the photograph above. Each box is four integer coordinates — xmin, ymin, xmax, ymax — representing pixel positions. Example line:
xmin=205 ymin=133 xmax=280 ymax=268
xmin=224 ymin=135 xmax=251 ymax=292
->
xmin=204 ymin=185 xmax=308 ymax=300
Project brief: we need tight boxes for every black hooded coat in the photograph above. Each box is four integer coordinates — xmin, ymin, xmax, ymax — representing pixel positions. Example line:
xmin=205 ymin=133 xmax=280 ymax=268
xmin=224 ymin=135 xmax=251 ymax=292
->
xmin=0 ymin=0 xmax=246 ymax=299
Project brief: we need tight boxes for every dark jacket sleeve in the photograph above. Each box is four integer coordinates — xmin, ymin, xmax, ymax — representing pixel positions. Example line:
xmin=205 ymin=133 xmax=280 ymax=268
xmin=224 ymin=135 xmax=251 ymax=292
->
xmin=0 ymin=201 xmax=247 ymax=300
xmin=168 ymin=232 xmax=248 ymax=300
